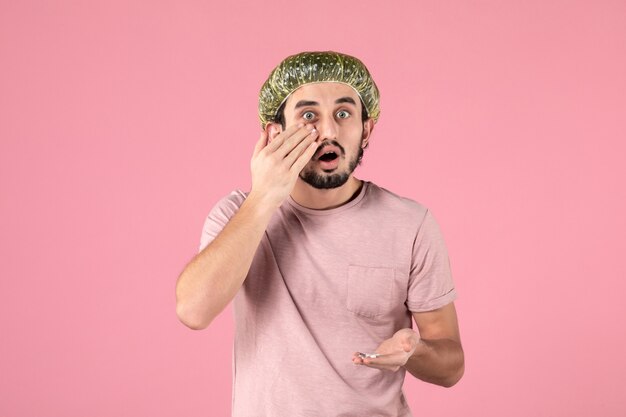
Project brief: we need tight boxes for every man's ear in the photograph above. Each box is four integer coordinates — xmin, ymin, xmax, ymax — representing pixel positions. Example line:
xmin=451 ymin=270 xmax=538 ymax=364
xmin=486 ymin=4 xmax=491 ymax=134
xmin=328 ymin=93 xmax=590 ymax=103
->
xmin=265 ymin=122 xmax=283 ymax=143
xmin=361 ymin=118 xmax=375 ymax=148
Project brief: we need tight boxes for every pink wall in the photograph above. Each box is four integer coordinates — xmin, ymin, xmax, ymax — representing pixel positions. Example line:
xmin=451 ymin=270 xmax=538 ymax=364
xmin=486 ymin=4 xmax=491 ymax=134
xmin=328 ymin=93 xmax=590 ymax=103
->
xmin=2 ymin=1 xmax=625 ymax=416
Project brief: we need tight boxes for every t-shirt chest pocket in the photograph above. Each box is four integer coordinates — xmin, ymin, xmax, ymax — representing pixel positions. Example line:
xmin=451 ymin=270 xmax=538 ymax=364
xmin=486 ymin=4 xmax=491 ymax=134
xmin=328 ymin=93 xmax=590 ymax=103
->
xmin=346 ymin=265 xmax=395 ymax=318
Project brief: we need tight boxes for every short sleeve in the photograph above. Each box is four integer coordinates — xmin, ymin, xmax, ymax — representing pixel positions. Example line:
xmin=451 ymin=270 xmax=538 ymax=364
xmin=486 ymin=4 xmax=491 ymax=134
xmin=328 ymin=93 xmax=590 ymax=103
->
xmin=406 ymin=209 xmax=457 ymax=312
xmin=198 ymin=190 xmax=247 ymax=253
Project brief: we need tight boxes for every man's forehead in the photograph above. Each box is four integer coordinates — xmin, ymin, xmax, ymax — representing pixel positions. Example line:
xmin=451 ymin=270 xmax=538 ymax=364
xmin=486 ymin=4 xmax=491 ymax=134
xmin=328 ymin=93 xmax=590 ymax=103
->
xmin=286 ymin=82 xmax=360 ymax=107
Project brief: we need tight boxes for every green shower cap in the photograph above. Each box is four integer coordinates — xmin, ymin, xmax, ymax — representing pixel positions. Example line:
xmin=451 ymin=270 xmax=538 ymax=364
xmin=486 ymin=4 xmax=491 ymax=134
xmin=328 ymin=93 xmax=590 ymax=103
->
xmin=258 ymin=51 xmax=380 ymax=129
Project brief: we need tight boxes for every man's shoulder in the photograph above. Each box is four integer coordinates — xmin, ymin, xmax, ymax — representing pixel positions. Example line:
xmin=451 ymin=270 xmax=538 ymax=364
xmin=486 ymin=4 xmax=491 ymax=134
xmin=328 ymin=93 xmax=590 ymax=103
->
xmin=221 ymin=188 xmax=249 ymax=207
xmin=366 ymin=181 xmax=429 ymax=217
xmin=204 ymin=188 xmax=249 ymax=219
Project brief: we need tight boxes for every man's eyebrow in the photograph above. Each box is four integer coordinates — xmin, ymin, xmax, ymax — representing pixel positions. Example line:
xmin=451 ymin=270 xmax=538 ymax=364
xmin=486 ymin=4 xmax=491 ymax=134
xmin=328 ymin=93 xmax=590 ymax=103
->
xmin=294 ymin=100 xmax=319 ymax=109
xmin=293 ymin=97 xmax=357 ymax=110
xmin=334 ymin=97 xmax=357 ymax=106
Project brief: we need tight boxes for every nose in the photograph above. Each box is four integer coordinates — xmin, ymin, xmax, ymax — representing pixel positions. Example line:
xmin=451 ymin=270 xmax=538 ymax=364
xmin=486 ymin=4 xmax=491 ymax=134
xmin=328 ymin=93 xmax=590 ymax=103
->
xmin=313 ymin=113 xmax=339 ymax=142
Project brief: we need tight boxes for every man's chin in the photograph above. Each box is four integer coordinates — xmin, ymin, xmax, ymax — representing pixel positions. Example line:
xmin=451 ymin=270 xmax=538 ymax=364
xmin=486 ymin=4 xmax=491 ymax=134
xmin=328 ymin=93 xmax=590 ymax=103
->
xmin=299 ymin=168 xmax=350 ymax=190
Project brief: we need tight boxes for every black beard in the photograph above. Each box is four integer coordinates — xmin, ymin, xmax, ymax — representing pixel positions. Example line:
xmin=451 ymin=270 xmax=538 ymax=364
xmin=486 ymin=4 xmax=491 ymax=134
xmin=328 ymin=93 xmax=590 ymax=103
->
xmin=299 ymin=141 xmax=364 ymax=190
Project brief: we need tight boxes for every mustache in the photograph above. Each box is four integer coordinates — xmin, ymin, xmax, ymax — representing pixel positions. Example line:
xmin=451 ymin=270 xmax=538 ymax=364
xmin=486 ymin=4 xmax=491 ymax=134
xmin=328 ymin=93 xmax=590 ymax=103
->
xmin=316 ymin=140 xmax=345 ymax=154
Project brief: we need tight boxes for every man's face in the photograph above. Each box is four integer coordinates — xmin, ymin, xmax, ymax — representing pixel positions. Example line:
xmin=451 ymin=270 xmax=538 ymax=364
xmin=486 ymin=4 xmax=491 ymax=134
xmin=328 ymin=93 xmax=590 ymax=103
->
xmin=271 ymin=82 xmax=374 ymax=190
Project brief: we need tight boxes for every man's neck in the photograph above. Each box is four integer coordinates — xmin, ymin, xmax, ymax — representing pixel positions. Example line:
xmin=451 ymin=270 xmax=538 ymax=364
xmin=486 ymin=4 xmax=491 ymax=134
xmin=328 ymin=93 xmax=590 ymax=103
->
xmin=290 ymin=176 xmax=364 ymax=210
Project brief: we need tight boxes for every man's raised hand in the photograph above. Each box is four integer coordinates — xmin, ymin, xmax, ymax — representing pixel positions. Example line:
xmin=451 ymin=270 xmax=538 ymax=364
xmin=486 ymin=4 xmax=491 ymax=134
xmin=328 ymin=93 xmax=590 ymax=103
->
xmin=249 ymin=123 xmax=320 ymax=209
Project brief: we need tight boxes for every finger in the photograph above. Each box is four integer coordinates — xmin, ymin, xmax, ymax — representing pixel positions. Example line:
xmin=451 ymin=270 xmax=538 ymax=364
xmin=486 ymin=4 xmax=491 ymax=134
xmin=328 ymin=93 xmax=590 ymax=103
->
xmin=289 ymin=135 xmax=320 ymax=173
xmin=284 ymin=129 xmax=318 ymax=167
xmin=253 ymin=130 xmax=267 ymax=158
xmin=352 ymin=352 xmax=366 ymax=363
xmin=403 ymin=335 xmax=419 ymax=352
xmin=402 ymin=338 xmax=417 ymax=352
xmin=359 ymin=361 xmax=399 ymax=372
xmin=352 ymin=352 xmax=363 ymax=362
xmin=265 ymin=123 xmax=303 ymax=153
xmin=362 ymin=361 xmax=399 ymax=372
xmin=362 ymin=352 xmax=406 ymax=368
xmin=400 ymin=338 xmax=412 ymax=352
xmin=353 ymin=354 xmax=399 ymax=371
xmin=276 ymin=125 xmax=316 ymax=159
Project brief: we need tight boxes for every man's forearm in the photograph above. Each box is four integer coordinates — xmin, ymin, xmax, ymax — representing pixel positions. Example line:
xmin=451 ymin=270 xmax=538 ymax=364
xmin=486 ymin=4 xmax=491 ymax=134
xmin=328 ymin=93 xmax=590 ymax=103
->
xmin=176 ymin=192 xmax=276 ymax=330
xmin=403 ymin=337 xmax=465 ymax=387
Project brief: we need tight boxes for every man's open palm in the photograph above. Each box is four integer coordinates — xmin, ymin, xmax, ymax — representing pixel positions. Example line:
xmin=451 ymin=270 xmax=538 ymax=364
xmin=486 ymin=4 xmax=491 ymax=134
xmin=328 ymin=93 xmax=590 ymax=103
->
xmin=352 ymin=329 xmax=421 ymax=372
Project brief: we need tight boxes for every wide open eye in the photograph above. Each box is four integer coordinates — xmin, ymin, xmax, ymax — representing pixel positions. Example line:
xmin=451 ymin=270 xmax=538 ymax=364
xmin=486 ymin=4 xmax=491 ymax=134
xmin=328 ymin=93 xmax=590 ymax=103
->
xmin=337 ymin=110 xmax=350 ymax=119
xmin=302 ymin=111 xmax=315 ymax=121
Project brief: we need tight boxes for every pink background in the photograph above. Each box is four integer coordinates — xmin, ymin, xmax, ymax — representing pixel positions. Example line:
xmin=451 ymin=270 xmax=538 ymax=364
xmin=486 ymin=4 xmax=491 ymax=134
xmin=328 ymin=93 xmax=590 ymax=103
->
xmin=1 ymin=1 xmax=625 ymax=416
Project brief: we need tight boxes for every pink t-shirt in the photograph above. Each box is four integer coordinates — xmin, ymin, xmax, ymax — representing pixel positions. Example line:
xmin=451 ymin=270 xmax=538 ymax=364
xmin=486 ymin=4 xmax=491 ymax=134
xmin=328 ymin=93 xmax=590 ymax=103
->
xmin=199 ymin=180 xmax=457 ymax=417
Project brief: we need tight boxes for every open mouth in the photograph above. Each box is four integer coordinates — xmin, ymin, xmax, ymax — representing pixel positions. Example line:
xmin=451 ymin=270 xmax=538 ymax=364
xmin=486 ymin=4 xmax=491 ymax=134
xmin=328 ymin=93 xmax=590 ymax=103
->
xmin=318 ymin=151 xmax=338 ymax=162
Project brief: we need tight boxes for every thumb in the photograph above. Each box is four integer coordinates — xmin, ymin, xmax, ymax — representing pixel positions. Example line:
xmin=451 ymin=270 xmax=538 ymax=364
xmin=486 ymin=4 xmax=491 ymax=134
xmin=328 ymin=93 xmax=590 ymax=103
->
xmin=401 ymin=333 xmax=416 ymax=352
xmin=253 ymin=130 xmax=267 ymax=158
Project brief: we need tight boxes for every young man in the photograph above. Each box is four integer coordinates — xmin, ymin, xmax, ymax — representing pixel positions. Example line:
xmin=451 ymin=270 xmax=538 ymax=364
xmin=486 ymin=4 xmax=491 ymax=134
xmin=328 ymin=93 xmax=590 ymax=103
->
xmin=176 ymin=51 xmax=464 ymax=416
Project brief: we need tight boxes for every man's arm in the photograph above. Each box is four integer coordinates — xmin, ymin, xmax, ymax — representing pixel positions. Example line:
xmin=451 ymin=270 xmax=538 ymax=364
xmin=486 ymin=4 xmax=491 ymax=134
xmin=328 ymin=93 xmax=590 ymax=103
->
xmin=352 ymin=302 xmax=464 ymax=388
xmin=176 ymin=124 xmax=320 ymax=330
xmin=175 ymin=193 xmax=276 ymax=330
xmin=405 ymin=302 xmax=464 ymax=387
